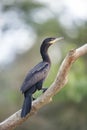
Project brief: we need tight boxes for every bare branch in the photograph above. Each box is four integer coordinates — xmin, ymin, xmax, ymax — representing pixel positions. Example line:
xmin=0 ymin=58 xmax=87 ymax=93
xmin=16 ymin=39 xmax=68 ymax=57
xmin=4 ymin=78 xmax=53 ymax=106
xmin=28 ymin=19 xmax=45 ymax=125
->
xmin=0 ymin=43 xmax=87 ymax=130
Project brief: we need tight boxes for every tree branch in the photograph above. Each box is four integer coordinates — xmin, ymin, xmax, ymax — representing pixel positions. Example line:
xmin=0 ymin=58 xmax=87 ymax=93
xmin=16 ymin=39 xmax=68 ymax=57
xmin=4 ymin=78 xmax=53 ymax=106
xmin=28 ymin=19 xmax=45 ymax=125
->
xmin=0 ymin=43 xmax=87 ymax=130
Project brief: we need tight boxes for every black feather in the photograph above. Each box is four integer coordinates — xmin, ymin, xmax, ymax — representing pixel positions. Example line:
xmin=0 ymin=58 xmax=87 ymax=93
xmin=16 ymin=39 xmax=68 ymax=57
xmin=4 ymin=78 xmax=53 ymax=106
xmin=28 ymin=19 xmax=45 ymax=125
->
xmin=21 ymin=93 xmax=32 ymax=118
xmin=21 ymin=62 xmax=50 ymax=93
xmin=20 ymin=37 xmax=58 ymax=117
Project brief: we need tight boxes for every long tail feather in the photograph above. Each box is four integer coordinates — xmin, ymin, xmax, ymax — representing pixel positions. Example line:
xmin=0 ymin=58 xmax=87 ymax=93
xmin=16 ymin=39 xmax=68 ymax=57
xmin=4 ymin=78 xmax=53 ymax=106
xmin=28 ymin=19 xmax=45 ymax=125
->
xmin=21 ymin=94 xmax=32 ymax=117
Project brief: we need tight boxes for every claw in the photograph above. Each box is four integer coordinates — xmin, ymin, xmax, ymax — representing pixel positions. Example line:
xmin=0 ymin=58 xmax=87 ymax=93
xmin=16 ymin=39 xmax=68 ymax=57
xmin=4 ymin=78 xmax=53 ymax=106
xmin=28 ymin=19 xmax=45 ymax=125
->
xmin=42 ymin=88 xmax=48 ymax=93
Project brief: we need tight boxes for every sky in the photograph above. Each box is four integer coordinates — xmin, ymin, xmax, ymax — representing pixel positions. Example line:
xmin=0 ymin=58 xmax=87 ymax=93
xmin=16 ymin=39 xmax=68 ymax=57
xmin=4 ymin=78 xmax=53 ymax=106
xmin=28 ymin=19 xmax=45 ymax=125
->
xmin=36 ymin=0 xmax=87 ymax=20
xmin=0 ymin=8 xmax=36 ymax=65
xmin=0 ymin=0 xmax=87 ymax=66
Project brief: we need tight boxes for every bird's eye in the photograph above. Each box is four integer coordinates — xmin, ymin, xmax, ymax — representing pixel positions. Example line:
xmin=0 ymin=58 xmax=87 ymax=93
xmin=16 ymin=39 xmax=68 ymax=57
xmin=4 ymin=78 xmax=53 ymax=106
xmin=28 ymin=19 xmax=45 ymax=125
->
xmin=51 ymin=38 xmax=55 ymax=41
xmin=50 ymin=38 xmax=55 ymax=42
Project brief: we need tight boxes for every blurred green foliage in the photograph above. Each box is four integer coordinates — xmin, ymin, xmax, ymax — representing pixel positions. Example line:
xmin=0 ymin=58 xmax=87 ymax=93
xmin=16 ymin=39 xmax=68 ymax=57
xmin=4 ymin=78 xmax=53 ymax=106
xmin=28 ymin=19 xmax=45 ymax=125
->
xmin=0 ymin=0 xmax=87 ymax=130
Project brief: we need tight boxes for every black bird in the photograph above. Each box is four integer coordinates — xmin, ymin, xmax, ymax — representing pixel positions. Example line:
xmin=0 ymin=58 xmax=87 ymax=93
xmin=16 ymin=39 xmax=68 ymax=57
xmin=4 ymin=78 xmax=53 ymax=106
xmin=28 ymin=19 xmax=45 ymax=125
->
xmin=20 ymin=37 xmax=63 ymax=117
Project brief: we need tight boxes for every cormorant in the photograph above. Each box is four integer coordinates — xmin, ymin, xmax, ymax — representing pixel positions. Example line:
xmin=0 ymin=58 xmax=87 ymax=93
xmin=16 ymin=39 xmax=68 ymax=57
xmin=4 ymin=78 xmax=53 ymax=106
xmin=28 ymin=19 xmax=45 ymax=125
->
xmin=21 ymin=37 xmax=63 ymax=117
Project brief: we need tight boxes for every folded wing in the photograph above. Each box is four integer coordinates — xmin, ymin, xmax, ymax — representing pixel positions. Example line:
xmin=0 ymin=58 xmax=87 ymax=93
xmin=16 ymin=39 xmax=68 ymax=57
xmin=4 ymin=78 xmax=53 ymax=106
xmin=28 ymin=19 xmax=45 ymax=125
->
xmin=21 ymin=62 xmax=50 ymax=93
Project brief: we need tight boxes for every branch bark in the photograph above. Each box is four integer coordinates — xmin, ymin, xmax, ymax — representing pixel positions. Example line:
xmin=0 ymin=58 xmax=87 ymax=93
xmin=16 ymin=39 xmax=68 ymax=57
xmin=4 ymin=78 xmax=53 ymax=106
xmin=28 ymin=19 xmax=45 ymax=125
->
xmin=0 ymin=43 xmax=87 ymax=130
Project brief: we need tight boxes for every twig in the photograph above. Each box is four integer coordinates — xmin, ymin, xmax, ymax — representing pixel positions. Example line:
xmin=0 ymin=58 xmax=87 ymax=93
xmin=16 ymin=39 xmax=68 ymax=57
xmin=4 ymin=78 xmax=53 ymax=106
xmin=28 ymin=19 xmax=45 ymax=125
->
xmin=0 ymin=43 xmax=87 ymax=130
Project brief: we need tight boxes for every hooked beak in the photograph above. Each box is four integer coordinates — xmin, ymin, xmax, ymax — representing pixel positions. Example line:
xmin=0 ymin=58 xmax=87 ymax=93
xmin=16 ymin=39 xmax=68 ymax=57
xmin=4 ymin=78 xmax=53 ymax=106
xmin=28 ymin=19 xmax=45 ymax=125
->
xmin=49 ymin=37 xmax=64 ymax=44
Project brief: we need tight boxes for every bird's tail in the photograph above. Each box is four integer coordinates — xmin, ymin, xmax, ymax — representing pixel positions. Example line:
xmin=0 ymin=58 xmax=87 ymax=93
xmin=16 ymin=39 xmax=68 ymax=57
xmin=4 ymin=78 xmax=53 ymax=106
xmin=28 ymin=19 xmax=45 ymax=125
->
xmin=21 ymin=93 xmax=32 ymax=118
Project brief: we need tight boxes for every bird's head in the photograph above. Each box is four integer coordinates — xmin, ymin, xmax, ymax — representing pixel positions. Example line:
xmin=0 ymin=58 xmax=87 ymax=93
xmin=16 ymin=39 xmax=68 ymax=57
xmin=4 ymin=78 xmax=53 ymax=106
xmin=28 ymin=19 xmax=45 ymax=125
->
xmin=41 ymin=37 xmax=64 ymax=62
xmin=43 ymin=37 xmax=64 ymax=46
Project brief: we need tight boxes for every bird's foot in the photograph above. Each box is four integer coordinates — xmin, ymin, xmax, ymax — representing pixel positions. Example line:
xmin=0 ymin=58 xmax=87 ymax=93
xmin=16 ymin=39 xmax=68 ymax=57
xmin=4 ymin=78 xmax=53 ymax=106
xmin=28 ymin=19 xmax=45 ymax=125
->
xmin=42 ymin=88 xmax=48 ymax=93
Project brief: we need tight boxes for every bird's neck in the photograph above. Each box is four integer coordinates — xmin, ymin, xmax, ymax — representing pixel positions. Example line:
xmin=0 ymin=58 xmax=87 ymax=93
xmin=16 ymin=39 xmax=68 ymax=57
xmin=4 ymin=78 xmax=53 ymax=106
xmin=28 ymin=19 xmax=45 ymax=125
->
xmin=40 ymin=44 xmax=51 ymax=63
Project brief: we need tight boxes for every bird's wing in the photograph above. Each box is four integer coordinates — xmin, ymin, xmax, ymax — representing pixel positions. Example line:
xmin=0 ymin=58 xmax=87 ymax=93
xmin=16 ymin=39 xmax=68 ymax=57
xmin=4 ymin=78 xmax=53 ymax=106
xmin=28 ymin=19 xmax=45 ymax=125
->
xmin=21 ymin=62 xmax=50 ymax=93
